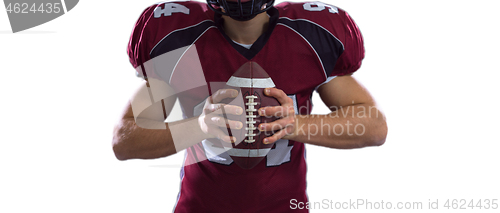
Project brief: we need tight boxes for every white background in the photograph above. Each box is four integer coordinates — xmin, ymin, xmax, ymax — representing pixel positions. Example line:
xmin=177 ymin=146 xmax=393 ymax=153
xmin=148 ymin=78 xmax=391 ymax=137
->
xmin=1 ymin=0 xmax=499 ymax=212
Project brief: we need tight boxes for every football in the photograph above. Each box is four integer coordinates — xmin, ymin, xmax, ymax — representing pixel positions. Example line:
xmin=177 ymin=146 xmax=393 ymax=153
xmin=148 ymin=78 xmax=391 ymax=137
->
xmin=222 ymin=61 xmax=280 ymax=169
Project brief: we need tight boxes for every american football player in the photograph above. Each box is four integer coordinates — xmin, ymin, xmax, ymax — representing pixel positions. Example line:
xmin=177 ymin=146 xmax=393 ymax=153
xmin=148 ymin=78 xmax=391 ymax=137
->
xmin=113 ymin=0 xmax=387 ymax=212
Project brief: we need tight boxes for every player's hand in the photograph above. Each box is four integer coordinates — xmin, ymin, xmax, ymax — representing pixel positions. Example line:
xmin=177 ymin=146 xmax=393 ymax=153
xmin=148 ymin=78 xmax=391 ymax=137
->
xmin=198 ymin=89 xmax=244 ymax=143
xmin=258 ymin=88 xmax=296 ymax=144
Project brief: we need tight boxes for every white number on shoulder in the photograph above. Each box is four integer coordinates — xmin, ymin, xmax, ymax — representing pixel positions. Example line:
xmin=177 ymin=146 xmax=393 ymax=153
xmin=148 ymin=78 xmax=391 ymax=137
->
xmin=154 ymin=3 xmax=190 ymax=18
xmin=303 ymin=2 xmax=338 ymax=14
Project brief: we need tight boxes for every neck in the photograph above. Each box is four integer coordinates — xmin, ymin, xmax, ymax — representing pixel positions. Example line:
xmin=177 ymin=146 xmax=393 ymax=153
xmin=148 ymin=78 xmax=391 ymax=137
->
xmin=222 ymin=12 xmax=270 ymax=45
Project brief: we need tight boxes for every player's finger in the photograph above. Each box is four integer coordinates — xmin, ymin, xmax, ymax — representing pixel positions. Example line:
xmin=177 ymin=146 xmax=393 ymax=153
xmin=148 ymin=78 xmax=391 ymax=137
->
xmin=210 ymin=89 xmax=239 ymax=104
xmin=262 ymin=125 xmax=294 ymax=144
xmin=207 ymin=126 xmax=235 ymax=143
xmin=259 ymin=116 xmax=295 ymax=132
xmin=264 ymin=88 xmax=292 ymax=105
xmin=210 ymin=116 xmax=243 ymax=129
xmin=206 ymin=104 xmax=243 ymax=115
xmin=259 ymin=105 xmax=294 ymax=117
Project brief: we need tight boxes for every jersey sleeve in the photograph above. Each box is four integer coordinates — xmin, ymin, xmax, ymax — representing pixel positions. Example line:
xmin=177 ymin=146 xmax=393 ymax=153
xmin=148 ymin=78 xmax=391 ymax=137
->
xmin=331 ymin=10 xmax=365 ymax=76
xmin=127 ymin=2 xmax=213 ymax=80
xmin=127 ymin=6 xmax=160 ymax=79
xmin=277 ymin=2 xmax=365 ymax=77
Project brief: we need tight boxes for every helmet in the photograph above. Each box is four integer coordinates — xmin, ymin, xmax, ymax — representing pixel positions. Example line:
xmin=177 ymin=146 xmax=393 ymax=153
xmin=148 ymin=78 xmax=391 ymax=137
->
xmin=207 ymin=0 xmax=275 ymax=21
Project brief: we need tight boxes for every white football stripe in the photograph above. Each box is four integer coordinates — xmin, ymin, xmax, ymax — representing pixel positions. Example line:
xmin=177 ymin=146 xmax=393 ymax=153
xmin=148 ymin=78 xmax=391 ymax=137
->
xmin=226 ymin=76 xmax=276 ymax=88
xmin=225 ymin=147 xmax=271 ymax=157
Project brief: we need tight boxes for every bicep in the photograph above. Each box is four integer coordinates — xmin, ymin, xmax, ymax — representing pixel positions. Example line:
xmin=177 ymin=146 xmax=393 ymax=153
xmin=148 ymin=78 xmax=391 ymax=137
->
xmin=122 ymin=78 xmax=178 ymax=123
xmin=317 ymin=75 xmax=374 ymax=109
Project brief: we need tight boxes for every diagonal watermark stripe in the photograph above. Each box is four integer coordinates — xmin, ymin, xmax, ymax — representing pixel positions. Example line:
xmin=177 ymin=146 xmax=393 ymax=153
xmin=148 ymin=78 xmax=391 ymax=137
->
xmin=3 ymin=0 xmax=79 ymax=33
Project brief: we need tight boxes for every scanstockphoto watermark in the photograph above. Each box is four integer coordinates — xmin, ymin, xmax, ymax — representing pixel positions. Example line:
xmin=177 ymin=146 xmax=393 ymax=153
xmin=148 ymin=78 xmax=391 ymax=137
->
xmin=290 ymin=199 xmax=424 ymax=210
xmin=290 ymin=198 xmax=499 ymax=210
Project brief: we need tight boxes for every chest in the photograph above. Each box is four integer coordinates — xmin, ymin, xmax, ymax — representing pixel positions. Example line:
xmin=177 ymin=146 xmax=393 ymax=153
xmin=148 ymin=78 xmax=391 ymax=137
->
xmin=164 ymin=27 xmax=327 ymax=116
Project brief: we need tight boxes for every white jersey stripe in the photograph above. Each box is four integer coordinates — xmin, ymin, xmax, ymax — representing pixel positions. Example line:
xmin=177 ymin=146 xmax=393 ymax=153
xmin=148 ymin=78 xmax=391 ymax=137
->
xmin=226 ymin=76 xmax=276 ymax=88
xmin=225 ymin=147 xmax=272 ymax=157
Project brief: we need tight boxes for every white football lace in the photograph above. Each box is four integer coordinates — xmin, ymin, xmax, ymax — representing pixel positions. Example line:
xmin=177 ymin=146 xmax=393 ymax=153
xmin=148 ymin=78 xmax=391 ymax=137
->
xmin=245 ymin=95 xmax=258 ymax=143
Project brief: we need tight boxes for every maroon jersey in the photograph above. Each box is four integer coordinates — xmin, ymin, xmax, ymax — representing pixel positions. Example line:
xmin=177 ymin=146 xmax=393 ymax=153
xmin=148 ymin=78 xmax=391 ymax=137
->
xmin=128 ymin=1 xmax=364 ymax=212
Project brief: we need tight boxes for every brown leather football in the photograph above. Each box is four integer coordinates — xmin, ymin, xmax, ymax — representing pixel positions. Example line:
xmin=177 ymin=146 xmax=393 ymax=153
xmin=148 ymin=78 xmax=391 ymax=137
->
xmin=222 ymin=61 xmax=279 ymax=169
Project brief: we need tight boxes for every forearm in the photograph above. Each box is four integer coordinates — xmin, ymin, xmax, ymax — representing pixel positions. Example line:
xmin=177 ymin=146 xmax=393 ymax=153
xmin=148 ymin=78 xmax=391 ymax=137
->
xmin=286 ymin=104 xmax=387 ymax=149
xmin=112 ymin=117 xmax=208 ymax=160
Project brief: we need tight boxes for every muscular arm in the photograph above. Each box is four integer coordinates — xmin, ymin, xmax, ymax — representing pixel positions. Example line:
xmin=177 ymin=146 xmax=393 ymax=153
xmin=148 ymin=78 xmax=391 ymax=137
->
xmin=112 ymin=78 xmax=243 ymax=160
xmin=260 ymin=75 xmax=387 ymax=149
xmin=293 ymin=75 xmax=387 ymax=148
xmin=112 ymin=104 xmax=176 ymax=160
xmin=111 ymin=79 xmax=207 ymax=160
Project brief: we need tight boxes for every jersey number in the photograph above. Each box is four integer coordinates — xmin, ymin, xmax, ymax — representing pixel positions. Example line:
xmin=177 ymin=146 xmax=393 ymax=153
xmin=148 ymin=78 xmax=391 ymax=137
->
xmin=154 ymin=3 xmax=190 ymax=18
xmin=266 ymin=139 xmax=293 ymax=166
xmin=303 ymin=2 xmax=338 ymax=14
xmin=203 ymin=139 xmax=294 ymax=167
